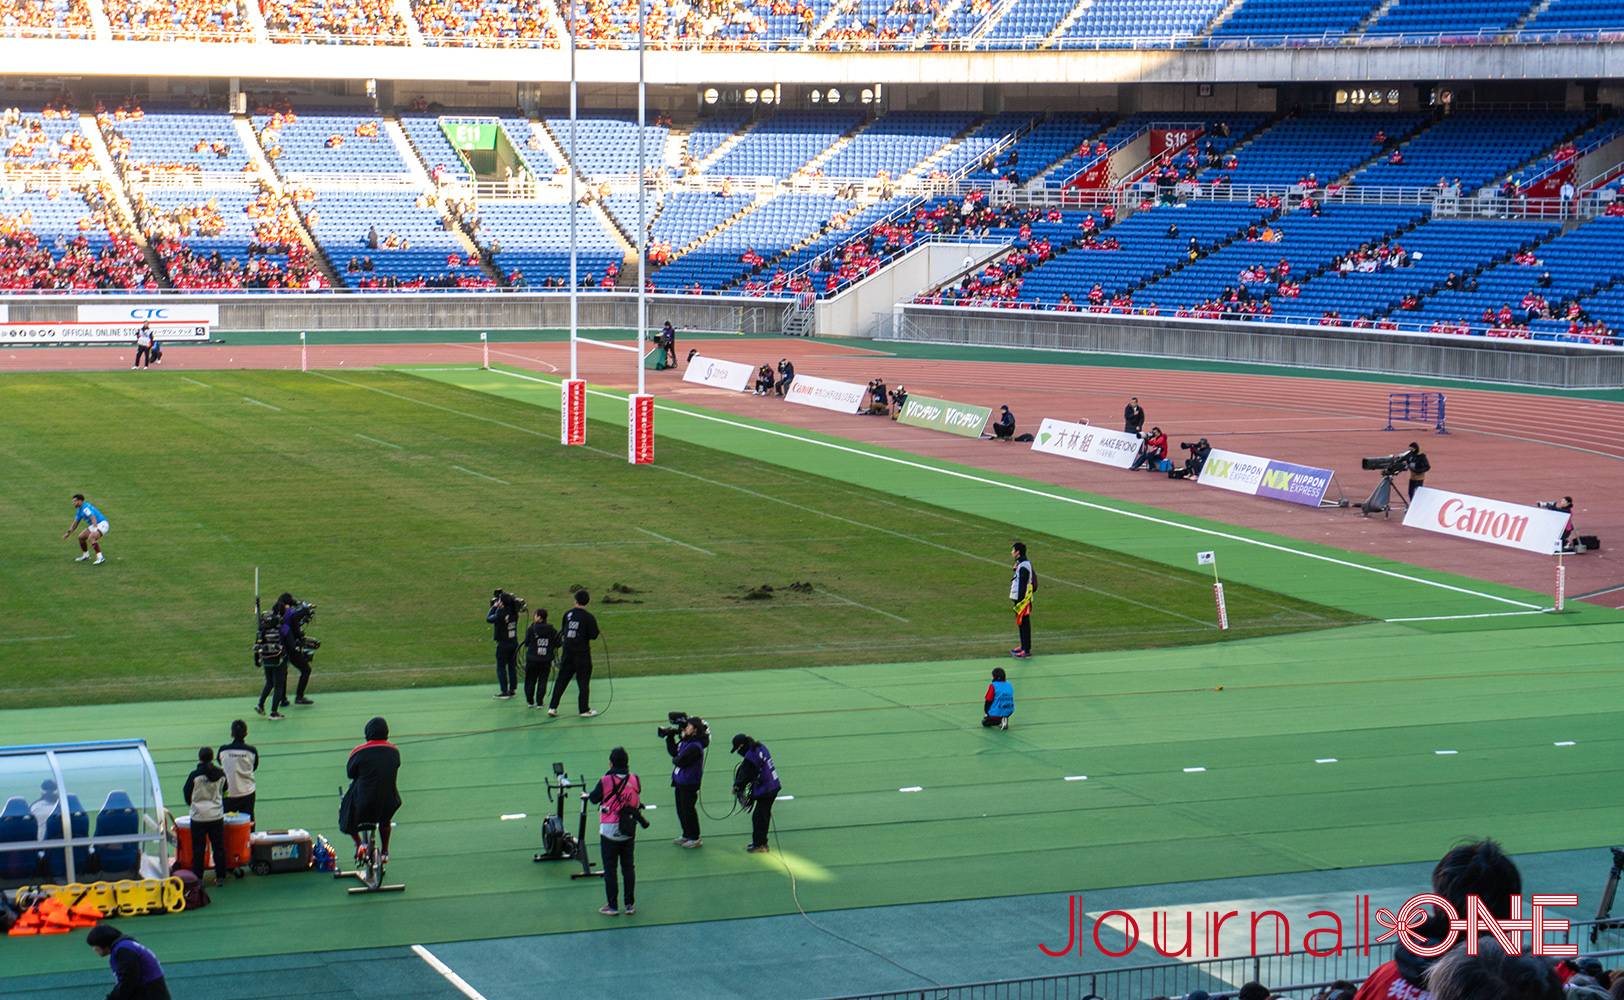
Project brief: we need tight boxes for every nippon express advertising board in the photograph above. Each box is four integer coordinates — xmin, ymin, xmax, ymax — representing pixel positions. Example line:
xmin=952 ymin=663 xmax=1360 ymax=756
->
xmin=895 ymin=395 xmax=992 ymax=438
xmin=1199 ymin=448 xmax=1335 ymax=508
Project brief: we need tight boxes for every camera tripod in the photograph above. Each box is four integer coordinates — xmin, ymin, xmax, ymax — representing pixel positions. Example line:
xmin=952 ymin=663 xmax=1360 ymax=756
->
xmin=533 ymin=763 xmax=601 ymax=879
xmin=1360 ymin=472 xmax=1411 ymax=518
xmin=1591 ymin=846 xmax=1624 ymax=943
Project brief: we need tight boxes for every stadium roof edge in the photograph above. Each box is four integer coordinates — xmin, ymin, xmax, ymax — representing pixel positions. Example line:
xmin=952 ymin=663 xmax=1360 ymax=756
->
xmin=4 ymin=38 xmax=1624 ymax=85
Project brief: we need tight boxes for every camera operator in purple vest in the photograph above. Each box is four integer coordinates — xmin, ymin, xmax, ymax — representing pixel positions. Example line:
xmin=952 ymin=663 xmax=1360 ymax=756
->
xmin=86 ymin=925 xmax=170 ymax=1000
xmin=663 ymin=714 xmax=708 ymax=848
xmin=730 ymin=734 xmax=781 ymax=853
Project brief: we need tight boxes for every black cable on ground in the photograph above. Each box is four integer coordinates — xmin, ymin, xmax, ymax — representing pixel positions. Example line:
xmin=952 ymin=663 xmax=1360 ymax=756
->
xmin=768 ymin=811 xmax=942 ymax=988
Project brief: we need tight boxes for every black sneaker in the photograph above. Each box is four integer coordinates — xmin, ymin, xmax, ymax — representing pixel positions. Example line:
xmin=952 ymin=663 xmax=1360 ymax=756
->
xmin=295 ymin=697 xmax=315 ymax=705
xmin=254 ymin=704 xmax=265 ymax=716
xmin=494 ymin=692 xmax=515 ymax=700
xmin=268 ymin=712 xmax=286 ymax=721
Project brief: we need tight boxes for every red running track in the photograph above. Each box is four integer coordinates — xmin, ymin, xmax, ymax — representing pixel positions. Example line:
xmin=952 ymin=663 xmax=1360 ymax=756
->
xmin=8 ymin=338 xmax=1621 ymax=607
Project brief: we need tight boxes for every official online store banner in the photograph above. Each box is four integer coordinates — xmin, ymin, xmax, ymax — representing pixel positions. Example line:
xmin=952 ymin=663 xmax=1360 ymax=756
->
xmin=785 ymin=373 xmax=867 ymax=414
xmin=895 ymin=395 xmax=992 ymax=438
xmin=1403 ymin=486 xmax=1569 ymax=554
xmin=1199 ymin=448 xmax=1335 ymax=508
xmin=681 ymin=355 xmax=754 ymax=392
xmin=0 ymin=322 xmax=211 ymax=345
xmin=1029 ymin=419 xmax=1141 ymax=468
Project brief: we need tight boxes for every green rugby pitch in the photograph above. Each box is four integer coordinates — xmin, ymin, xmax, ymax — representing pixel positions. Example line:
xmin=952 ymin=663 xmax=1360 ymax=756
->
xmin=0 ymin=369 xmax=1355 ymax=710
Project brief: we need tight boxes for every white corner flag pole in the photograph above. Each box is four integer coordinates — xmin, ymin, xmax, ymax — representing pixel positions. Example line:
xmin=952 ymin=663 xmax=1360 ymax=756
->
xmin=1198 ymin=551 xmax=1229 ymax=630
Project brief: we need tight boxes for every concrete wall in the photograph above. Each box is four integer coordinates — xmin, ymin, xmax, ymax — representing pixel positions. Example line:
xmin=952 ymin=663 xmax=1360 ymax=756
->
xmin=5 ymin=38 xmax=1624 ymax=86
xmin=3 ymin=294 xmax=791 ymax=336
xmin=886 ymin=305 xmax=1624 ymax=389
xmin=813 ymin=241 xmax=1007 ymax=337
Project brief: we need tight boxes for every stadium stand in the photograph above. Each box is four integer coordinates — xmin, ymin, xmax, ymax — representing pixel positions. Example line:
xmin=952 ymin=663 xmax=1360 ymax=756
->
xmin=101 ymin=111 xmax=253 ymax=175
xmin=818 ymin=110 xmax=978 ymax=178
xmin=1057 ymin=0 xmax=1230 ymax=45
xmin=252 ymin=112 xmax=412 ymax=177
xmin=706 ymin=109 xmax=863 ymax=178
xmin=103 ymin=0 xmax=255 ymax=41
xmin=684 ymin=111 xmax=752 ymax=168
xmin=0 ymin=189 xmax=153 ymax=290
xmin=1221 ymin=112 xmax=1430 ymax=187
xmin=259 ymin=0 xmax=410 ymax=43
xmin=3 ymin=102 xmax=93 ymax=175
xmin=642 ymin=191 xmax=753 ymax=258
xmin=1363 ymin=0 xmax=1538 ymax=36
xmin=1350 ymin=111 xmax=1588 ymax=193
xmin=1208 ymin=0 xmax=1383 ymax=41
xmin=0 ymin=0 xmax=94 ymax=38
xmin=399 ymin=116 xmax=475 ymax=183
xmin=924 ymin=112 xmax=1035 ymax=178
xmin=133 ymin=185 xmax=330 ymax=290
xmin=476 ymin=201 xmax=623 ymax=287
xmin=651 ymin=192 xmax=853 ymax=291
xmin=965 ymin=111 xmax=1109 ymax=183
xmin=411 ymin=0 xmax=559 ymax=46
xmin=542 ymin=113 xmax=671 ymax=176
xmin=312 ymin=191 xmax=491 ymax=287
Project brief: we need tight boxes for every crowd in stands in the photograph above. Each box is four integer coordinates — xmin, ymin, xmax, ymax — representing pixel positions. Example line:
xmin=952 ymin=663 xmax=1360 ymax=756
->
xmin=0 ymin=0 xmax=94 ymax=37
xmin=414 ymin=0 xmax=560 ymax=46
xmin=103 ymin=0 xmax=255 ymax=41
xmin=260 ymin=0 xmax=410 ymax=42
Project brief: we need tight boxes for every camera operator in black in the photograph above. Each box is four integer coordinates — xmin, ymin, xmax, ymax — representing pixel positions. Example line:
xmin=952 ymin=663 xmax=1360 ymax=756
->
xmin=1403 ymin=441 xmax=1430 ymax=499
xmin=278 ymin=593 xmax=315 ymax=707
xmin=487 ymin=590 xmax=520 ymax=700
xmin=548 ymin=590 xmax=600 ymax=717
xmin=664 ymin=716 xmax=708 ymax=848
xmin=1170 ymin=438 xmax=1211 ymax=479
xmin=521 ymin=608 xmax=558 ymax=708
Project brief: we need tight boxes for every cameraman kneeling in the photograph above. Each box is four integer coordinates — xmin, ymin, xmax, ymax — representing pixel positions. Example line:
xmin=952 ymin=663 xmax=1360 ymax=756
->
xmin=1170 ymin=438 xmax=1211 ymax=480
xmin=664 ymin=716 xmax=708 ymax=848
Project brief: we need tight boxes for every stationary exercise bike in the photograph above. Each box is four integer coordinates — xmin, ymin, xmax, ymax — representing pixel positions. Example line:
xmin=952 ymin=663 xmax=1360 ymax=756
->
xmin=335 ymin=822 xmax=404 ymax=895
xmin=533 ymin=762 xmax=601 ymax=879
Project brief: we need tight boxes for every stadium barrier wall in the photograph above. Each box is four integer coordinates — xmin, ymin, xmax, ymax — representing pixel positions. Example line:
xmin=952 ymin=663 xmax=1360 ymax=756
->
xmin=2 ymin=295 xmax=791 ymax=338
xmin=885 ymin=305 xmax=1624 ymax=389
xmin=816 ymin=241 xmax=1008 ymax=338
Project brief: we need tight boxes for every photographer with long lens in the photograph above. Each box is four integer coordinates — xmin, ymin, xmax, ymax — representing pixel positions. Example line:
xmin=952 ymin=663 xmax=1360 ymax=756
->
xmin=730 ymin=734 xmax=780 ymax=854
xmin=660 ymin=713 xmax=708 ymax=848
xmin=1169 ymin=438 xmax=1211 ymax=480
xmin=488 ymin=589 xmax=523 ymax=700
xmin=278 ymin=593 xmax=317 ymax=708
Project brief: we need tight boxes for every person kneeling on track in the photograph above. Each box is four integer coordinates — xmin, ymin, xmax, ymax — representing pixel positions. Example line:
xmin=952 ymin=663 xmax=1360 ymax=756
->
xmin=339 ymin=717 xmax=401 ymax=864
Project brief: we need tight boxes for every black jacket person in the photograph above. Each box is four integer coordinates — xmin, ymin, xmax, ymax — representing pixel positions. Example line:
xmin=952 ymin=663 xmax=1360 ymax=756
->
xmin=339 ymin=717 xmax=401 ymax=859
xmin=548 ymin=590 xmax=600 ymax=717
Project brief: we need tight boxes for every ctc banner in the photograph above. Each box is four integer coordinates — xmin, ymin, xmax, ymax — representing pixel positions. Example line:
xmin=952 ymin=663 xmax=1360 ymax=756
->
xmin=785 ymin=373 xmax=867 ymax=414
xmin=1199 ymin=448 xmax=1335 ymax=508
xmin=682 ymin=355 xmax=754 ymax=392
xmin=895 ymin=395 xmax=992 ymax=438
xmin=1029 ymin=418 xmax=1142 ymax=468
xmin=0 ymin=321 xmax=210 ymax=345
xmin=1402 ymin=487 xmax=1569 ymax=555
xmin=78 ymin=304 xmax=220 ymax=324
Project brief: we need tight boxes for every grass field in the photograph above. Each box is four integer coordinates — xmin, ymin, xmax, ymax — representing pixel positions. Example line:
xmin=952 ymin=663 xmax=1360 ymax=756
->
xmin=0 ymin=370 xmax=1359 ymax=709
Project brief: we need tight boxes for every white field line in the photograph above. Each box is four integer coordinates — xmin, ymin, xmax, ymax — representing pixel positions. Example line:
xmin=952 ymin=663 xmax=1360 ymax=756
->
xmin=411 ymin=945 xmax=488 ymax=1000
xmin=452 ymin=465 xmax=510 ymax=485
xmin=356 ymin=434 xmax=404 ymax=449
xmin=633 ymin=526 xmax=716 ymax=556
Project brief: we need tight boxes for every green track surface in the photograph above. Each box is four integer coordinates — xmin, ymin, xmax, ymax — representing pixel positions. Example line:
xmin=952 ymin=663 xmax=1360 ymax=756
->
xmin=3 ymin=618 xmax=1621 ymax=978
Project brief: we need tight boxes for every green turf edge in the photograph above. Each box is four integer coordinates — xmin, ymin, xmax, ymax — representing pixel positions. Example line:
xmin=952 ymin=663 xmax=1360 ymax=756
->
xmin=387 ymin=362 xmax=1617 ymax=630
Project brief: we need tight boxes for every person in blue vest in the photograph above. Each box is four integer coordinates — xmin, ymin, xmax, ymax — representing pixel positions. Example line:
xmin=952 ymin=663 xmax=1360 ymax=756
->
xmin=730 ymin=734 xmax=780 ymax=854
xmin=86 ymin=925 xmax=171 ymax=1000
xmin=983 ymin=667 xmax=1015 ymax=730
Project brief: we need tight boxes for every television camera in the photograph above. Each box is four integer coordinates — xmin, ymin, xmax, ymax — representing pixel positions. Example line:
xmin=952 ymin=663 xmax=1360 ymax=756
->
xmin=656 ymin=711 xmax=708 ymax=740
